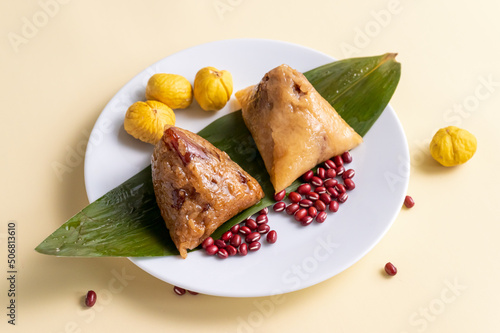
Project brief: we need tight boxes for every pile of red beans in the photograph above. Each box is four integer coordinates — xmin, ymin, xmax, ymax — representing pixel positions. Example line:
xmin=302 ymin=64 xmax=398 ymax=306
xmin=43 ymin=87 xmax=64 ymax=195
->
xmin=203 ymin=151 xmax=354 ymax=259
xmin=273 ymin=151 xmax=355 ymax=226
xmin=202 ymin=207 xmax=277 ymax=259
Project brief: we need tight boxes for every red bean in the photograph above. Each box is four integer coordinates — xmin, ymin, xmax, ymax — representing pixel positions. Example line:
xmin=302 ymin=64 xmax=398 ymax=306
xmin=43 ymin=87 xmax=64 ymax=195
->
xmin=205 ymin=244 xmax=218 ymax=255
xmin=249 ymin=241 xmax=261 ymax=251
xmin=342 ymin=169 xmax=355 ymax=179
xmin=230 ymin=224 xmax=240 ymax=234
xmin=230 ymin=234 xmax=242 ymax=247
xmin=294 ymin=208 xmax=308 ymax=221
xmin=221 ymin=231 xmax=233 ymax=242
xmin=257 ymin=224 xmax=270 ymax=234
xmin=299 ymin=199 xmax=313 ymax=208
xmin=245 ymin=232 xmax=261 ymax=243
xmin=187 ymin=290 xmax=199 ymax=295
xmin=342 ymin=151 xmax=352 ymax=164
xmin=274 ymin=190 xmax=286 ymax=201
xmin=256 ymin=214 xmax=268 ymax=225
xmin=245 ymin=219 xmax=258 ymax=230
xmin=316 ymin=211 xmax=327 ymax=223
xmin=311 ymin=176 xmax=323 ymax=186
xmin=333 ymin=155 xmax=344 ymax=167
xmin=286 ymin=203 xmax=300 ymax=215
xmin=306 ymin=192 xmax=320 ymax=201
xmin=273 ymin=201 xmax=286 ymax=212
xmin=85 ymin=290 xmax=97 ymax=307
xmin=404 ymin=195 xmax=415 ymax=208
xmin=239 ymin=226 xmax=252 ymax=235
xmin=201 ymin=237 xmax=214 ymax=249
xmin=325 ymin=168 xmax=337 ymax=179
xmin=314 ymin=186 xmax=327 ymax=194
xmin=335 ymin=184 xmax=346 ymax=194
xmin=308 ymin=206 xmax=318 ymax=218
xmin=266 ymin=230 xmax=277 ymax=244
xmin=317 ymin=167 xmax=326 ymax=179
xmin=300 ymin=216 xmax=313 ymax=226
xmin=327 ymin=187 xmax=339 ymax=198
xmin=344 ymin=179 xmax=355 ymax=191
xmin=329 ymin=200 xmax=339 ymax=212
xmin=302 ymin=170 xmax=314 ymax=182
xmin=239 ymin=243 xmax=248 ymax=256
xmin=338 ymin=192 xmax=348 ymax=203
xmin=214 ymin=239 xmax=226 ymax=248
xmin=226 ymin=245 xmax=237 ymax=256
xmin=384 ymin=262 xmax=397 ymax=276
xmin=297 ymin=183 xmax=312 ymax=195
xmin=173 ymin=286 xmax=185 ymax=296
xmin=288 ymin=192 xmax=302 ymax=203
xmin=324 ymin=178 xmax=338 ymax=188
xmin=336 ymin=166 xmax=345 ymax=176
xmin=320 ymin=193 xmax=332 ymax=205
xmin=324 ymin=159 xmax=336 ymax=169
xmin=314 ymin=200 xmax=326 ymax=211
xmin=217 ymin=248 xmax=228 ymax=259
xmin=259 ymin=207 xmax=269 ymax=215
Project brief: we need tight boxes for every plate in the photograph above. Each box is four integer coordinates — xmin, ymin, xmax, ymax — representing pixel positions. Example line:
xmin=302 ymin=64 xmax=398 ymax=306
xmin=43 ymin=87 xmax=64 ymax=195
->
xmin=84 ymin=39 xmax=409 ymax=297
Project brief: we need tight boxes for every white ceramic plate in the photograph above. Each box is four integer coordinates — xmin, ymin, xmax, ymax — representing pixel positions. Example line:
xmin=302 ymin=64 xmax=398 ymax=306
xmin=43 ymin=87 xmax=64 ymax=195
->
xmin=84 ymin=39 xmax=409 ymax=297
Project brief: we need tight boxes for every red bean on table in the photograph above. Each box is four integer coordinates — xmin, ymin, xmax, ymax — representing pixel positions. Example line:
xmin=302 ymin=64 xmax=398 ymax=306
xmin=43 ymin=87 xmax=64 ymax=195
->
xmin=173 ymin=286 xmax=185 ymax=296
xmin=404 ymin=195 xmax=415 ymax=208
xmin=85 ymin=290 xmax=97 ymax=307
xmin=385 ymin=262 xmax=397 ymax=276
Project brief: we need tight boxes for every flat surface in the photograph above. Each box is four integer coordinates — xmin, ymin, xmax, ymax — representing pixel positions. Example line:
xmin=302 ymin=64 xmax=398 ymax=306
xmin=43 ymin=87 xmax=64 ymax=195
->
xmin=2 ymin=0 xmax=500 ymax=332
xmin=84 ymin=39 xmax=408 ymax=297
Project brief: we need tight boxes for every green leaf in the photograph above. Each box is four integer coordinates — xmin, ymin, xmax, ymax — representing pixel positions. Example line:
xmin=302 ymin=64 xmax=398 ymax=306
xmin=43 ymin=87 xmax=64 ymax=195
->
xmin=35 ymin=53 xmax=401 ymax=257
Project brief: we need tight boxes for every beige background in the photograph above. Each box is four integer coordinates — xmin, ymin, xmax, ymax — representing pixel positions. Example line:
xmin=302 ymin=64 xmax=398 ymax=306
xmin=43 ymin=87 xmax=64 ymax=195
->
xmin=2 ymin=0 xmax=500 ymax=332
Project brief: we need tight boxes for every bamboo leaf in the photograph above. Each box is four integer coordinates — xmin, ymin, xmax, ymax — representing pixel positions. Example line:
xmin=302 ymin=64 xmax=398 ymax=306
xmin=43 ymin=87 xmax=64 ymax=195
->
xmin=35 ymin=53 xmax=401 ymax=257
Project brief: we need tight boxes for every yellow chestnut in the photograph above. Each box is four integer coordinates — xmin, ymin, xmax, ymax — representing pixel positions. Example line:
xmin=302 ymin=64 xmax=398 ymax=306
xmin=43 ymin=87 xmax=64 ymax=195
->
xmin=194 ymin=67 xmax=233 ymax=111
xmin=124 ymin=100 xmax=175 ymax=145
